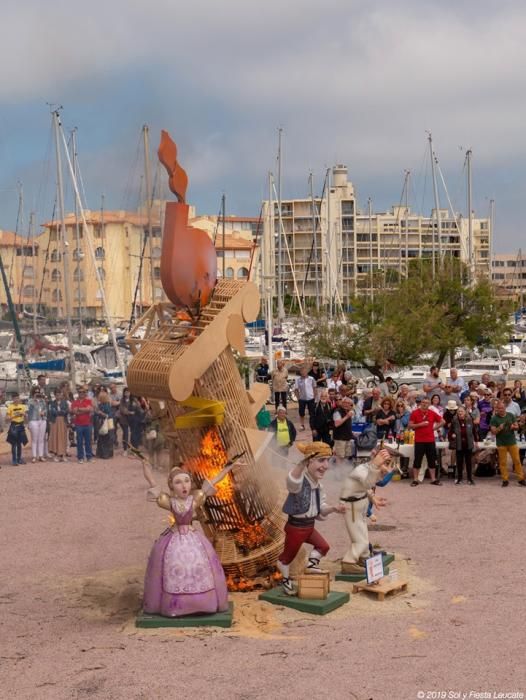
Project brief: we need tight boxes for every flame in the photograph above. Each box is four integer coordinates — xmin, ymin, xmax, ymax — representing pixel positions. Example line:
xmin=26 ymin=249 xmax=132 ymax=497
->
xmin=158 ymin=130 xmax=188 ymax=203
xmin=226 ymin=571 xmax=283 ymax=592
xmin=234 ymin=522 xmax=270 ymax=553
xmin=186 ymin=428 xmax=234 ymax=501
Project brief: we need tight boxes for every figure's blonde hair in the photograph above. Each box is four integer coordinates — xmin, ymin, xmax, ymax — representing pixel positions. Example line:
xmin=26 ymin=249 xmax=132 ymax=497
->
xmin=168 ymin=466 xmax=192 ymax=492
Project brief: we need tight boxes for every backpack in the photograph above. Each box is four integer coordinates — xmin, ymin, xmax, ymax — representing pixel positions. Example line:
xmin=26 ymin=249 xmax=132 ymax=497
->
xmin=355 ymin=423 xmax=378 ymax=450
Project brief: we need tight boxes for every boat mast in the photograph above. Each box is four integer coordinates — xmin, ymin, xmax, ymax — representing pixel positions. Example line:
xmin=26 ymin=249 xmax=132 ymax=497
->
xmin=71 ymin=128 xmax=84 ymax=341
xmin=309 ymin=172 xmax=320 ymax=312
xmin=404 ymin=170 xmax=410 ymax=276
xmin=221 ymin=193 xmax=226 ymax=279
xmin=266 ymin=172 xmax=274 ymax=371
xmin=326 ymin=168 xmax=332 ymax=319
xmin=368 ymin=197 xmax=374 ymax=304
xmin=489 ymin=198 xmax=495 ymax=282
xmin=58 ymin=122 xmax=126 ymax=378
xmin=0 ymin=252 xmax=31 ymax=390
xmin=276 ymin=128 xmax=284 ymax=324
xmin=466 ymin=148 xmax=473 ymax=282
xmin=428 ymin=132 xmax=441 ymax=277
xmin=52 ymin=109 xmax=77 ymax=390
xmin=29 ymin=212 xmax=37 ymax=335
xmin=143 ymin=125 xmax=156 ymax=305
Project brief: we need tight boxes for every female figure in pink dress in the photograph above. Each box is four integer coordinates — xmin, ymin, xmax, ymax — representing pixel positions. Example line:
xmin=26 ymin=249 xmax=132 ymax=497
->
xmin=143 ymin=466 xmax=229 ymax=617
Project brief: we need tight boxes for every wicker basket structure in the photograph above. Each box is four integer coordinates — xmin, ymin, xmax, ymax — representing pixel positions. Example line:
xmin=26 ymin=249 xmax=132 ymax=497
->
xmin=126 ymin=279 xmax=285 ymax=577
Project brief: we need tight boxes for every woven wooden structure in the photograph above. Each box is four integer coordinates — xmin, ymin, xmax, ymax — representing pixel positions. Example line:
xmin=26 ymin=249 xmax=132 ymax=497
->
xmin=126 ymin=279 xmax=285 ymax=577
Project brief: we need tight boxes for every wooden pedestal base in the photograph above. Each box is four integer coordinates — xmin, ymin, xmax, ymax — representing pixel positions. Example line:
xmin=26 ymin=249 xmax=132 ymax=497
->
xmin=335 ymin=553 xmax=395 ymax=583
xmin=297 ymin=571 xmax=330 ymax=600
xmin=352 ymin=578 xmax=408 ymax=601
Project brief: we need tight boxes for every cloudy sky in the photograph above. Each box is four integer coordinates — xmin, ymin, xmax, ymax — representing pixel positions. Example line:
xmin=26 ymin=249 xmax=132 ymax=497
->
xmin=0 ymin=0 xmax=524 ymax=251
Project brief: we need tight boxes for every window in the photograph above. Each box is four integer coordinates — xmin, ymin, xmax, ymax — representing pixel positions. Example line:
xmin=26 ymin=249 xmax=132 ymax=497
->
xmin=98 ymin=267 xmax=106 ymax=281
xmin=341 ymin=201 xmax=354 ymax=216
xmin=95 ymin=247 xmax=105 ymax=260
xmin=234 ymin=250 xmax=250 ymax=260
xmin=52 ymin=289 xmax=62 ymax=302
xmin=23 ymin=285 xmax=35 ymax=297
xmin=153 ymin=266 xmax=161 ymax=280
xmin=51 ymin=269 xmax=62 ymax=282
xmin=50 ymin=249 xmax=61 ymax=262
xmin=154 ymin=288 xmax=163 ymax=299
xmin=74 ymin=351 xmax=90 ymax=364
xmin=73 ymin=267 xmax=84 ymax=281
xmin=73 ymin=248 xmax=84 ymax=261
xmin=237 ymin=267 xmax=249 ymax=279
xmin=225 ymin=267 xmax=234 ymax=278
xmin=23 ymin=265 xmax=34 ymax=278
xmin=152 ymin=246 xmax=161 ymax=259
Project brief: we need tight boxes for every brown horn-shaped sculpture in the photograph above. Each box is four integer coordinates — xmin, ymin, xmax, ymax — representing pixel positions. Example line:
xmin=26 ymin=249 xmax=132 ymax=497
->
xmin=158 ymin=130 xmax=217 ymax=315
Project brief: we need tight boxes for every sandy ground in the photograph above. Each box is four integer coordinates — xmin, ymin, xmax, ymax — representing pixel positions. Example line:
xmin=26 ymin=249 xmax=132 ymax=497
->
xmin=1 ymin=432 xmax=526 ymax=700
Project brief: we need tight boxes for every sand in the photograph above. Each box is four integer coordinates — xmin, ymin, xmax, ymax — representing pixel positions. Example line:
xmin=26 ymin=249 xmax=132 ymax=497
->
xmin=1 ymin=442 xmax=525 ymax=700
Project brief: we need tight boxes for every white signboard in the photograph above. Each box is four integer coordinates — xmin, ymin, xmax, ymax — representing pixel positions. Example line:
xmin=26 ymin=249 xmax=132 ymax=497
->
xmin=365 ymin=553 xmax=384 ymax=584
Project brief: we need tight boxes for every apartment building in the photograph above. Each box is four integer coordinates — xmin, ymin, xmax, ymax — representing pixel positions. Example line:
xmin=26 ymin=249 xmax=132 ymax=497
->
xmin=492 ymin=252 xmax=526 ymax=301
xmin=0 ymin=230 xmax=41 ymax=311
xmin=262 ymin=165 xmax=491 ymax=306
xmin=33 ymin=208 xmax=259 ymax=323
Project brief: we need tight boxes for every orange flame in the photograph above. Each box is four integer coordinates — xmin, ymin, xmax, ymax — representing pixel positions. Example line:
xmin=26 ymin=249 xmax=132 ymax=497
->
xmin=234 ymin=522 xmax=270 ymax=553
xmin=186 ymin=428 xmax=234 ymax=501
xmin=158 ymin=130 xmax=188 ymax=203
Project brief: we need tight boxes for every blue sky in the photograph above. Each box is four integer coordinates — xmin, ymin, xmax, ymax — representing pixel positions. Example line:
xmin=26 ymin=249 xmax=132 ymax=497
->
xmin=0 ymin=0 xmax=524 ymax=251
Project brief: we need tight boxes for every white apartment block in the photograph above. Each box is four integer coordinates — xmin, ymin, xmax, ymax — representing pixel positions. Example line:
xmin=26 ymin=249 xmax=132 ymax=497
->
xmin=492 ymin=252 xmax=526 ymax=301
xmin=262 ymin=165 xmax=491 ymax=306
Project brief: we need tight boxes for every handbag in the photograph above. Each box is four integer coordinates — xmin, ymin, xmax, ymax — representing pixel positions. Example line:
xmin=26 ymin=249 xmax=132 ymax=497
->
xmin=99 ymin=418 xmax=109 ymax=436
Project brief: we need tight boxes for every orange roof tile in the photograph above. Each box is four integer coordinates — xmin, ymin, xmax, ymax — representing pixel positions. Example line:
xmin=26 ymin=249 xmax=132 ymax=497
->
xmin=0 ymin=230 xmax=37 ymax=247
xmin=214 ymin=234 xmax=254 ymax=250
xmin=41 ymin=210 xmax=161 ymax=228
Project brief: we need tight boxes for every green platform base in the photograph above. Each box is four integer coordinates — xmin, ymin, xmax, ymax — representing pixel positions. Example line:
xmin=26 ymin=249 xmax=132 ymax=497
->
xmin=136 ymin=602 xmax=233 ymax=628
xmin=258 ymin=587 xmax=350 ymax=615
xmin=335 ymin=554 xmax=394 ymax=583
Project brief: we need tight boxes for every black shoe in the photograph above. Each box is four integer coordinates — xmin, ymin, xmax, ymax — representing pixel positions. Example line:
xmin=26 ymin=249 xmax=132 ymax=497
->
xmin=518 ymin=480 xmax=526 ymax=487
xmin=454 ymin=479 xmax=462 ymax=485
xmin=431 ymin=480 xmax=442 ymax=485
xmin=467 ymin=480 xmax=475 ymax=485
xmin=411 ymin=480 xmax=419 ymax=487
xmin=502 ymin=480 xmax=509 ymax=487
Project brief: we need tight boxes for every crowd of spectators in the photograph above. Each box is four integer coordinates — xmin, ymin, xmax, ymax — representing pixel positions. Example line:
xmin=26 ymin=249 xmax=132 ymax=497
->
xmin=2 ymin=376 xmax=165 ymax=468
xmin=261 ymin=358 xmax=526 ymax=488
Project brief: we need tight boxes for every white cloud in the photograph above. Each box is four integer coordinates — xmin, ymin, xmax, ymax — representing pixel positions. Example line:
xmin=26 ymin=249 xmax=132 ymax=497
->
xmin=1 ymin=0 xmax=525 ymax=249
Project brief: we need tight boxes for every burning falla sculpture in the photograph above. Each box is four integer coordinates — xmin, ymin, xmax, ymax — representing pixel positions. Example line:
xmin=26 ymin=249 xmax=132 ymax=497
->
xmin=127 ymin=131 xmax=285 ymax=591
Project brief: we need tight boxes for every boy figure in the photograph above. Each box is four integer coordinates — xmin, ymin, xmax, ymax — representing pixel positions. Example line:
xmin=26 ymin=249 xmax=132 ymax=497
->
xmin=340 ymin=448 xmax=393 ymax=574
xmin=276 ymin=442 xmax=345 ymax=595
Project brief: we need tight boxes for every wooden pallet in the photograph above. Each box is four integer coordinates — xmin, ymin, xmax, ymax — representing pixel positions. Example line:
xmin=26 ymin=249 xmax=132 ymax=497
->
xmin=352 ymin=577 xmax=408 ymax=601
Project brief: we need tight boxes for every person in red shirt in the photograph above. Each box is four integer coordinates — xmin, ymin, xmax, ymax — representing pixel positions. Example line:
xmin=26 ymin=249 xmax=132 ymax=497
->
xmin=408 ymin=396 xmax=444 ymax=486
xmin=71 ymin=387 xmax=95 ymax=463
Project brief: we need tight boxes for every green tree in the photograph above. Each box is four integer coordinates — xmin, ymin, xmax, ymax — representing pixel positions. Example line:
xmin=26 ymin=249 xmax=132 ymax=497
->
xmin=305 ymin=259 xmax=512 ymax=379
